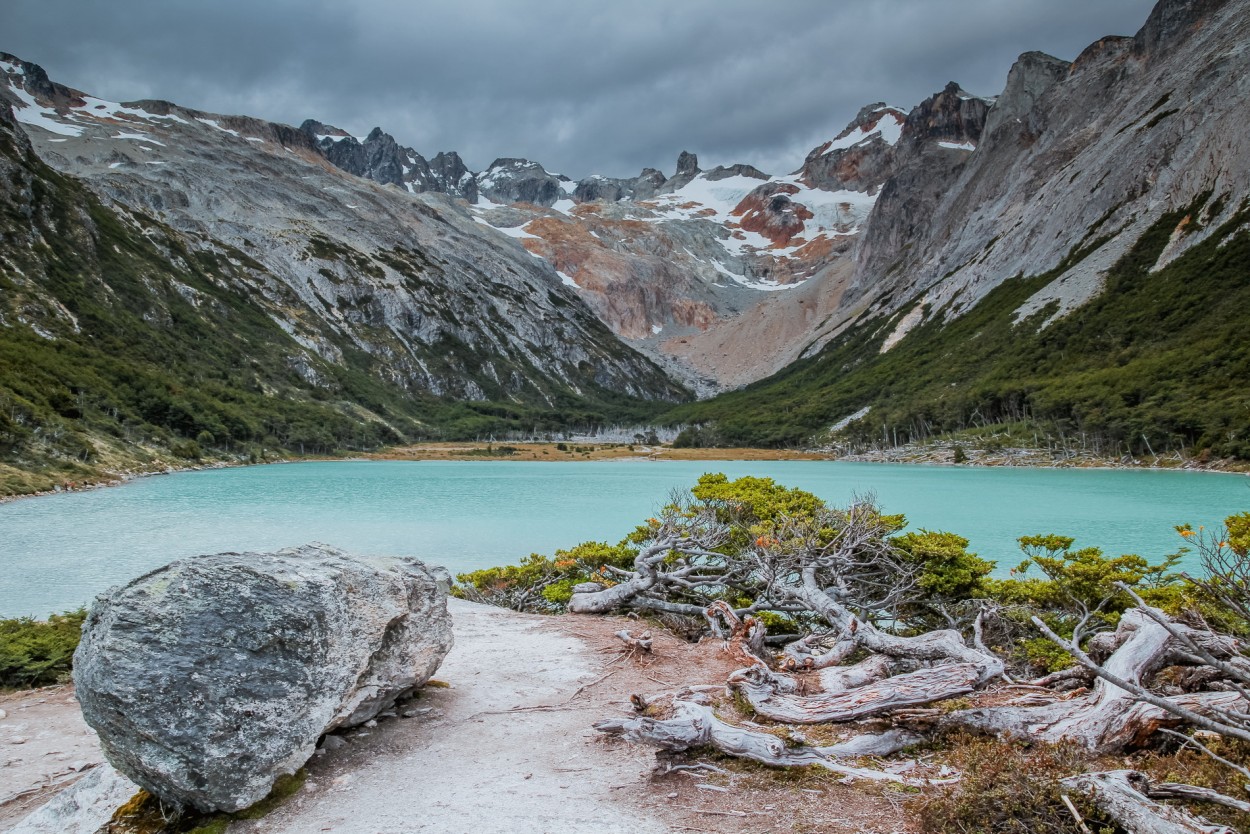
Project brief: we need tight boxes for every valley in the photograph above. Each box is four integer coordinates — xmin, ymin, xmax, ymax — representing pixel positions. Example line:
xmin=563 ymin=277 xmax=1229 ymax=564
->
xmin=0 ymin=0 xmax=1247 ymax=495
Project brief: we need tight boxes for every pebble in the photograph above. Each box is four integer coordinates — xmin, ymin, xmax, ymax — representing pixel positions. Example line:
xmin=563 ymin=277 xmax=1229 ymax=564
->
xmin=9 ymin=737 xmax=27 ymax=745
xmin=319 ymin=735 xmax=348 ymax=752
xmin=363 ymin=719 xmax=378 ymax=728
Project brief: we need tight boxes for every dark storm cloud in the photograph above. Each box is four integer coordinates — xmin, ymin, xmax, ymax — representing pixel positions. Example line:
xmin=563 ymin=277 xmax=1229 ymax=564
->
xmin=1 ymin=0 xmax=1157 ymax=178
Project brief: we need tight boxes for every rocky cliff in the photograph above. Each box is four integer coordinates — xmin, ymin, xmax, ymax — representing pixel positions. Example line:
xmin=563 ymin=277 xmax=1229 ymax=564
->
xmin=849 ymin=0 xmax=1248 ymax=330
xmin=0 ymin=53 xmax=685 ymax=411
xmin=671 ymin=0 xmax=1250 ymax=456
xmin=0 ymin=54 xmax=693 ymax=485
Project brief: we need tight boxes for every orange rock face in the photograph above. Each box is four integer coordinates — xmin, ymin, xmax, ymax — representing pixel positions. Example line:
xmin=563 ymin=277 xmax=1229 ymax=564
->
xmin=732 ymin=183 xmax=814 ymax=247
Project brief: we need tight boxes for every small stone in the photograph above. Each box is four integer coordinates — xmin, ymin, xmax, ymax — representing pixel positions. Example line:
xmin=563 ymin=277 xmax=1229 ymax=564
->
xmin=376 ymin=710 xmax=397 ymax=720
xmin=363 ymin=719 xmax=377 ymax=729
xmin=9 ymin=737 xmax=27 ymax=745
xmin=319 ymin=735 xmax=347 ymax=752
xmin=401 ymin=709 xmax=421 ymax=719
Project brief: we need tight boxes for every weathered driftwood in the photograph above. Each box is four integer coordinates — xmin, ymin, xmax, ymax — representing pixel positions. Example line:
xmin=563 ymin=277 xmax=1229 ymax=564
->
xmin=1145 ymin=781 xmax=1250 ymax=814
xmin=782 ymin=580 xmax=1005 ymax=683
xmin=703 ymin=601 xmax=769 ymax=667
xmin=614 ymin=629 xmax=653 ymax=653
xmin=780 ymin=632 xmax=857 ymax=671
xmin=1062 ymin=770 xmax=1237 ymax=834
xmin=729 ymin=660 xmax=978 ymax=724
xmin=595 ymin=697 xmax=931 ymax=785
xmin=941 ymin=609 xmax=1247 ymax=752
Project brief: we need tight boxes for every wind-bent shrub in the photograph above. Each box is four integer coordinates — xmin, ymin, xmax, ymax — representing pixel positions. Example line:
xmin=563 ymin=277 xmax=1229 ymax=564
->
xmin=0 ymin=609 xmax=86 ymax=688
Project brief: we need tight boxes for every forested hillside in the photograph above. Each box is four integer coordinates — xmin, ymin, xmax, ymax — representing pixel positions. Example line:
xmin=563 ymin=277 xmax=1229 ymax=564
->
xmin=0 ymin=100 xmax=676 ymax=494
xmin=669 ymin=195 xmax=1250 ymax=458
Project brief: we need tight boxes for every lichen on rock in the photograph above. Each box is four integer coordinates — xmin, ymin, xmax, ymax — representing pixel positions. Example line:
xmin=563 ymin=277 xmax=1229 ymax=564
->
xmin=72 ymin=543 xmax=453 ymax=813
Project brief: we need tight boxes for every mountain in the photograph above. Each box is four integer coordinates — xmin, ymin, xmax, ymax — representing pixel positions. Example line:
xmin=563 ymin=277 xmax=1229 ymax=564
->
xmin=288 ymin=101 xmax=912 ymax=394
xmin=1 ymin=0 xmax=1244 ymax=482
xmin=669 ymin=0 xmax=1250 ymax=458
xmin=0 ymin=55 xmax=687 ymax=491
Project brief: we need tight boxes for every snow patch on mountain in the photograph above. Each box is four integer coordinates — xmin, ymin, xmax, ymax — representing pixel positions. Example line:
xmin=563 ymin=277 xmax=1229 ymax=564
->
xmin=7 ymin=86 xmax=83 ymax=137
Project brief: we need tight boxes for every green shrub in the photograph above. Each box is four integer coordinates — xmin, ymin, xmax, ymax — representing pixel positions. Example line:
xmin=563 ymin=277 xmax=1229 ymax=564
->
xmin=0 ymin=610 xmax=86 ymax=689
xmin=910 ymin=736 xmax=1109 ymax=833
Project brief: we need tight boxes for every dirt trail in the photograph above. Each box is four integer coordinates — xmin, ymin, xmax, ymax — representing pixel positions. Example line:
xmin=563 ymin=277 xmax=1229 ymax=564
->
xmin=0 ymin=686 xmax=105 ymax=828
xmin=245 ymin=599 xmax=680 ymax=834
xmin=3 ymin=599 xmax=913 ymax=833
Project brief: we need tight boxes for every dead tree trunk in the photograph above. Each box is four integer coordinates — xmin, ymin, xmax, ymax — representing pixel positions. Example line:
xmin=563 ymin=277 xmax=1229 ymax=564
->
xmin=595 ymin=695 xmax=932 ymax=785
xmin=730 ymin=660 xmax=980 ymax=724
xmin=1062 ymin=771 xmax=1237 ymax=834
xmin=940 ymin=609 xmax=1247 ymax=752
xmin=703 ymin=601 xmax=769 ymax=667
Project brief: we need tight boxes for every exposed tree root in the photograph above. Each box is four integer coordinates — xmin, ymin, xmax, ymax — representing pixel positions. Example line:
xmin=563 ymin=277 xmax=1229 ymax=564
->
xmin=594 ymin=694 xmax=931 ymax=785
xmin=941 ymin=609 xmax=1248 ymax=752
xmin=1062 ymin=770 xmax=1238 ymax=834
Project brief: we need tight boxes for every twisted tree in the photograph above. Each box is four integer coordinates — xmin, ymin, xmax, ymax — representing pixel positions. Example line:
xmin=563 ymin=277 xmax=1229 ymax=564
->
xmin=463 ymin=475 xmax=1250 ymax=830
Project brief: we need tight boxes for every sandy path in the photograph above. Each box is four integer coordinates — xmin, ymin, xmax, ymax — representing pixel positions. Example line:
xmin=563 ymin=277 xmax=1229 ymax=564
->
xmin=3 ymin=599 xmax=912 ymax=833
xmin=240 ymin=599 xmax=671 ymax=834
xmin=0 ymin=687 xmax=105 ymax=829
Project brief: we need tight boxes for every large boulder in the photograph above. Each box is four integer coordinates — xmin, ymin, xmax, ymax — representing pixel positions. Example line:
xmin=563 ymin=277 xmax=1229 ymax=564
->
xmin=72 ymin=543 xmax=453 ymax=813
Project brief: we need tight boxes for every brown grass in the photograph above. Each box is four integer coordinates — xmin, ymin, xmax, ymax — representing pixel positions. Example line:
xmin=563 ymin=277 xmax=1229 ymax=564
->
xmin=368 ymin=442 xmax=827 ymax=463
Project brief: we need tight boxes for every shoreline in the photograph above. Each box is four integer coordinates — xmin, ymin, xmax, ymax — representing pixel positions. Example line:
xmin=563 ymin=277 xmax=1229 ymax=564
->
xmin=3 ymin=441 xmax=1245 ymax=505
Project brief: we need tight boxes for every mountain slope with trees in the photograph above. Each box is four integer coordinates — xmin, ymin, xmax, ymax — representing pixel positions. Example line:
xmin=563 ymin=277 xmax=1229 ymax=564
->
xmin=0 ymin=97 xmax=682 ymax=494
xmin=666 ymin=0 xmax=1250 ymax=460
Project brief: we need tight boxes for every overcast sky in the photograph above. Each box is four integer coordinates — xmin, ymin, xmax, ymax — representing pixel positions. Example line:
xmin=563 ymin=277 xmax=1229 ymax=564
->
xmin=2 ymin=0 xmax=1158 ymax=179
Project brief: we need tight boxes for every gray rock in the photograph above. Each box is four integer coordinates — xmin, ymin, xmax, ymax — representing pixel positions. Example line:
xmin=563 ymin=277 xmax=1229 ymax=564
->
xmin=476 ymin=157 xmax=567 ymax=206
xmin=72 ymin=543 xmax=453 ymax=813
xmin=8 ymin=763 xmax=138 ymax=834
xmin=319 ymin=735 xmax=348 ymax=752
xmin=675 ymin=150 xmax=699 ymax=178
xmin=702 ymin=163 xmax=768 ymax=182
xmin=658 ymin=151 xmax=701 ymax=192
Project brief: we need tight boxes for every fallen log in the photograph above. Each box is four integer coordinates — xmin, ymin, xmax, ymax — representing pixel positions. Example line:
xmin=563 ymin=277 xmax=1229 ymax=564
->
xmin=940 ymin=609 xmax=1248 ymax=752
xmin=729 ymin=660 xmax=977 ymax=724
xmin=1062 ymin=770 xmax=1237 ymax=834
xmin=595 ymin=697 xmax=931 ymax=785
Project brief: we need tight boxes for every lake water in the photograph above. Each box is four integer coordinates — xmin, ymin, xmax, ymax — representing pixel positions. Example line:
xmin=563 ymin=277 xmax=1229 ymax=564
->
xmin=2 ymin=460 xmax=1247 ymax=617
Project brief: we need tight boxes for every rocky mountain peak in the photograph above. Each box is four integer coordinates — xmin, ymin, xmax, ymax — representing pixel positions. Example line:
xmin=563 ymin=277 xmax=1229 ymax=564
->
xmin=477 ymin=158 xmax=568 ymax=206
xmin=571 ymin=166 xmax=668 ymax=203
xmin=676 ymin=150 xmax=699 ymax=178
xmin=797 ymin=104 xmax=906 ymax=192
xmin=1133 ymin=0 xmax=1231 ymax=57
xmin=657 ymin=150 xmax=702 ymax=194
xmin=982 ymin=51 xmax=1072 ymax=142
xmin=898 ymin=82 xmax=991 ymax=153
xmin=703 ymin=163 xmax=768 ymax=182
xmin=0 ymin=52 xmax=60 ymax=104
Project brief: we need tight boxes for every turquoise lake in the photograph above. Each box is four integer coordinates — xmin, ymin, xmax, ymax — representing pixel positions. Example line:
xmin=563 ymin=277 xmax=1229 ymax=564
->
xmin=2 ymin=459 xmax=1248 ymax=617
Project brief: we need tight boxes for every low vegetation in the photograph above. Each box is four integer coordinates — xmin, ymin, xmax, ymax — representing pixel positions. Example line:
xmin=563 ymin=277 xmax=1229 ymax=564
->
xmin=0 ymin=609 xmax=85 ymax=689
xmin=460 ymin=474 xmax=1250 ymax=832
